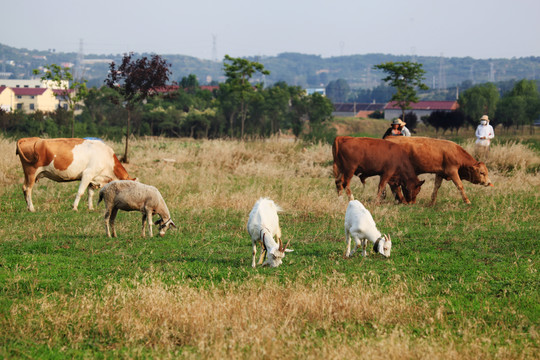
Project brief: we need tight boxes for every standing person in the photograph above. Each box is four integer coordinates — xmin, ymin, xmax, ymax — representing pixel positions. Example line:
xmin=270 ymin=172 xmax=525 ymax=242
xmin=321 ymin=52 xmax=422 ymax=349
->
xmin=398 ymin=118 xmax=411 ymax=136
xmin=382 ymin=119 xmax=403 ymax=139
xmin=475 ymin=115 xmax=495 ymax=160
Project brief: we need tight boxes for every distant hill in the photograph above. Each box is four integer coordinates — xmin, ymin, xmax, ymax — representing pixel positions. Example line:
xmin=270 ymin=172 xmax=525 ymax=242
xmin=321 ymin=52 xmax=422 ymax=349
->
xmin=1 ymin=43 xmax=539 ymax=90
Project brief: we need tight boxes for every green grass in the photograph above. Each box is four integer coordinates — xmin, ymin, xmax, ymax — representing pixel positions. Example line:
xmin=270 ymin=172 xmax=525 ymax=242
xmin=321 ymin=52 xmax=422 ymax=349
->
xmin=0 ymin=137 xmax=539 ymax=358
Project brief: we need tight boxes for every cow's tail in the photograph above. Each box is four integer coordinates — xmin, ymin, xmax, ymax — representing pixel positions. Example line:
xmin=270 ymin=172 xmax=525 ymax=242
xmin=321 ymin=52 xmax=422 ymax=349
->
xmin=16 ymin=138 xmax=39 ymax=164
xmin=332 ymin=136 xmax=342 ymax=180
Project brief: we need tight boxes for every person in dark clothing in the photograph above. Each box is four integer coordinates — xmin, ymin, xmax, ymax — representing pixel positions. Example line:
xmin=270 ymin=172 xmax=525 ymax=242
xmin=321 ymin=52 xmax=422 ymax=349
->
xmin=382 ymin=119 xmax=404 ymax=139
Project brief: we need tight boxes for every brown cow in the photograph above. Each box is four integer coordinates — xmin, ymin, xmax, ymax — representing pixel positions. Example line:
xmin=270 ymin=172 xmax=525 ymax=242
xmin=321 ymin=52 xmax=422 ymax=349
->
xmin=385 ymin=136 xmax=492 ymax=205
xmin=332 ymin=136 xmax=424 ymax=204
xmin=16 ymin=137 xmax=134 ymax=212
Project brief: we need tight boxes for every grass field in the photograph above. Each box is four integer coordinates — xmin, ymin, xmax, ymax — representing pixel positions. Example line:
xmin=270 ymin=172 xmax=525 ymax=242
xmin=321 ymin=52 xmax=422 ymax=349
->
xmin=0 ymin=132 xmax=539 ymax=359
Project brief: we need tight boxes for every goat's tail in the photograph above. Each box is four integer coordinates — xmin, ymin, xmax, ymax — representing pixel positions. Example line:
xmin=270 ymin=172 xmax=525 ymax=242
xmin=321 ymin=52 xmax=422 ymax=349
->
xmin=97 ymin=190 xmax=104 ymax=205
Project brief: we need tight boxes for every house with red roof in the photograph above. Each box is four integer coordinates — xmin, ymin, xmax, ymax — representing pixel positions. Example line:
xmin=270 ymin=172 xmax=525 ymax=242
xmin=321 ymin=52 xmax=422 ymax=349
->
xmin=12 ymin=87 xmax=57 ymax=113
xmin=384 ymin=100 xmax=459 ymax=120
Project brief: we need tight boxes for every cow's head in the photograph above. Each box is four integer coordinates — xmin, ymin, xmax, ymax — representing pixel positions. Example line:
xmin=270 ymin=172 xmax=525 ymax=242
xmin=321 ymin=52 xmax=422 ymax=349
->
xmin=154 ymin=218 xmax=176 ymax=237
xmin=466 ymin=162 xmax=492 ymax=186
xmin=402 ymin=179 xmax=425 ymax=204
xmin=374 ymin=234 xmax=392 ymax=257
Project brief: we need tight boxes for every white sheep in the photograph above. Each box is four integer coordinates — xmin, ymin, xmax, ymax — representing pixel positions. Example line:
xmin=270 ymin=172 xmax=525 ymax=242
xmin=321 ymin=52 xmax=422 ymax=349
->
xmin=247 ymin=198 xmax=293 ymax=268
xmin=98 ymin=180 xmax=176 ymax=238
xmin=344 ymin=200 xmax=392 ymax=258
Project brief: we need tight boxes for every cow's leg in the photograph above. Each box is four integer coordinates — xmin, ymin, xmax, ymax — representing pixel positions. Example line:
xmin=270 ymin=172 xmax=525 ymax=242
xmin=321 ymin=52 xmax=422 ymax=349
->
xmin=342 ymin=169 xmax=355 ymax=200
xmin=87 ymin=186 xmax=95 ymax=211
xmin=22 ymin=171 xmax=37 ymax=212
xmin=389 ymin=182 xmax=406 ymax=204
xmin=448 ymin=172 xmax=471 ymax=204
xmin=430 ymin=175 xmax=444 ymax=206
xmin=334 ymin=163 xmax=344 ymax=196
xmin=376 ymin=175 xmax=391 ymax=204
xmin=73 ymin=172 xmax=93 ymax=211
xmin=109 ymin=208 xmax=119 ymax=237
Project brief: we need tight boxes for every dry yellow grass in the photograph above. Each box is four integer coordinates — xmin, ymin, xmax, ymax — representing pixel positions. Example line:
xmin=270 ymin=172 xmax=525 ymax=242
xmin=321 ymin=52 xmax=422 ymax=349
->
xmin=4 ymin=273 xmax=536 ymax=359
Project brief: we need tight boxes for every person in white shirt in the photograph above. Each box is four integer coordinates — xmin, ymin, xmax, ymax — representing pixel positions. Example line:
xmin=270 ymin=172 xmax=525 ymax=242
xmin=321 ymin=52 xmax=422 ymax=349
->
xmin=398 ymin=119 xmax=411 ymax=136
xmin=475 ymin=115 xmax=495 ymax=160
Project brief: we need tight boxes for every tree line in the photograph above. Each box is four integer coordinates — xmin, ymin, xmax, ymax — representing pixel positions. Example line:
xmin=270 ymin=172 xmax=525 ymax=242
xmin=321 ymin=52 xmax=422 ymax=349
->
xmin=0 ymin=55 xmax=336 ymax=152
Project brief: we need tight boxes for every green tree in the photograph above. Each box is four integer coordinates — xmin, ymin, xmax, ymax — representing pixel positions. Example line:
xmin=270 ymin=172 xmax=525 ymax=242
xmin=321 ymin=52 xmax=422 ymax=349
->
xmin=373 ymin=61 xmax=429 ymax=121
xmin=458 ymin=83 xmax=499 ymax=126
xmin=222 ymin=55 xmax=270 ymax=138
xmin=325 ymin=79 xmax=350 ymax=103
xmin=105 ymin=53 xmax=171 ymax=162
xmin=33 ymin=64 xmax=88 ymax=137
xmin=498 ymin=79 xmax=540 ymax=129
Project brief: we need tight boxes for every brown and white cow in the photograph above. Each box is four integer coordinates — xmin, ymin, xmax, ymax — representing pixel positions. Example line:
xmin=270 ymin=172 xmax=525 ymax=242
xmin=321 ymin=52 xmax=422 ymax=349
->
xmin=385 ymin=136 xmax=492 ymax=205
xmin=332 ymin=136 xmax=424 ymax=204
xmin=16 ymin=137 xmax=134 ymax=212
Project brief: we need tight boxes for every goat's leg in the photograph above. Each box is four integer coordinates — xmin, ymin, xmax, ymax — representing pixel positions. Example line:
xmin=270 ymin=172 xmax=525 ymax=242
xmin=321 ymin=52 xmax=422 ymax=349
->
xmin=252 ymin=241 xmax=258 ymax=268
xmin=345 ymin=229 xmax=352 ymax=257
xmin=362 ymin=239 xmax=367 ymax=257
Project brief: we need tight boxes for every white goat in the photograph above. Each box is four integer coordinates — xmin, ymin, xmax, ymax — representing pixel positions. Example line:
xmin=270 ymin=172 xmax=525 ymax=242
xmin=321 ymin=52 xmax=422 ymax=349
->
xmin=344 ymin=200 xmax=392 ymax=258
xmin=98 ymin=180 xmax=176 ymax=238
xmin=247 ymin=198 xmax=293 ymax=268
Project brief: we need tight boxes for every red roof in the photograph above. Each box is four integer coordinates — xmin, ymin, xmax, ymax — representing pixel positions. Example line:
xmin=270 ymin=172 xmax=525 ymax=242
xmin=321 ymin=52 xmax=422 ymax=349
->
xmin=0 ymin=86 xmax=8 ymax=94
xmin=52 ymin=89 xmax=74 ymax=96
xmin=12 ymin=87 xmax=48 ymax=96
xmin=384 ymin=101 xmax=458 ymax=110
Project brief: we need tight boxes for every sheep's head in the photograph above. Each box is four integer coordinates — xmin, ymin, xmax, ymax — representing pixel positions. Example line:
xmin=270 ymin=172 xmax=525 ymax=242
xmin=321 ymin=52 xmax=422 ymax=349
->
xmin=375 ymin=234 xmax=392 ymax=257
xmin=155 ymin=218 xmax=176 ymax=237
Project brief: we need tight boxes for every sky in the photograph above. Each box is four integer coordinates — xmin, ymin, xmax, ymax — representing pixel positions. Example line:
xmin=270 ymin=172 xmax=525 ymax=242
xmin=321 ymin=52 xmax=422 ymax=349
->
xmin=3 ymin=0 xmax=540 ymax=60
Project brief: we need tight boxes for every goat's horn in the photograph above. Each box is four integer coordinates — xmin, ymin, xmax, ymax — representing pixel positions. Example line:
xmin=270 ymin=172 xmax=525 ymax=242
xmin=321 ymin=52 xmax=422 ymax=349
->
xmin=283 ymin=238 xmax=291 ymax=251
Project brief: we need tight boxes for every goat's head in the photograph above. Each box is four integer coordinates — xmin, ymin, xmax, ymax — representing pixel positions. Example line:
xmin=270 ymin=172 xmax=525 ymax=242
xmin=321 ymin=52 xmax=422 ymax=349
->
xmin=374 ymin=234 xmax=392 ymax=257
xmin=155 ymin=218 xmax=176 ymax=237
xmin=262 ymin=238 xmax=293 ymax=268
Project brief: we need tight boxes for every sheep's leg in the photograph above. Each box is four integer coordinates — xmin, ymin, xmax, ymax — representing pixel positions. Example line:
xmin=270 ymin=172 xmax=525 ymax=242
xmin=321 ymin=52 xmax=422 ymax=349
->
xmin=109 ymin=208 xmax=119 ymax=238
xmin=104 ymin=208 xmax=112 ymax=238
xmin=430 ymin=175 xmax=444 ymax=206
xmin=141 ymin=213 xmax=148 ymax=237
xmin=147 ymin=209 xmax=153 ymax=237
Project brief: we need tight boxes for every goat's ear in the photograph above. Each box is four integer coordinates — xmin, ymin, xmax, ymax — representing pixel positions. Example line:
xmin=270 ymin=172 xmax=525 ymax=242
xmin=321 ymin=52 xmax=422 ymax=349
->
xmin=170 ymin=221 xmax=177 ymax=229
xmin=285 ymin=249 xmax=294 ymax=252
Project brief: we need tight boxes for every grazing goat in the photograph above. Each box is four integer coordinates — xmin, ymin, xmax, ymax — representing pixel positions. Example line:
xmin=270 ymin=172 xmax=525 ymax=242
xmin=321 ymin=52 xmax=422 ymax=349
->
xmin=344 ymin=200 xmax=392 ymax=258
xmin=247 ymin=198 xmax=293 ymax=268
xmin=98 ymin=180 xmax=176 ymax=238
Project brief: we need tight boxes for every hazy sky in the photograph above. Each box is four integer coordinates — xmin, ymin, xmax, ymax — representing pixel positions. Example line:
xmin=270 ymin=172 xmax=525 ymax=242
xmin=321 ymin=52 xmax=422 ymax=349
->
xmin=3 ymin=0 xmax=539 ymax=60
